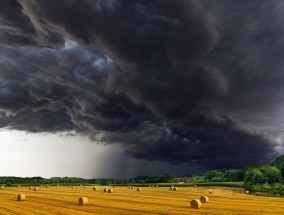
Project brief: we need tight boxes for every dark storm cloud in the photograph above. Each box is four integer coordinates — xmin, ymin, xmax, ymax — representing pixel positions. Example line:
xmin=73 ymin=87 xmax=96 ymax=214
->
xmin=0 ymin=42 xmax=146 ymax=133
xmin=0 ymin=0 xmax=64 ymax=47
xmin=0 ymin=0 xmax=283 ymax=170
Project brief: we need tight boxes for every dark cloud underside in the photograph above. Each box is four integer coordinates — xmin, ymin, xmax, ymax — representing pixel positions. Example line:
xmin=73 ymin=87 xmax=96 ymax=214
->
xmin=0 ymin=0 xmax=284 ymax=170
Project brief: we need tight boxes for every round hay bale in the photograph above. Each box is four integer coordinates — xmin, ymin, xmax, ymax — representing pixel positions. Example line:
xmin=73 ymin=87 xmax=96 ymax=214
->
xmin=200 ymin=196 xmax=209 ymax=203
xmin=131 ymin=186 xmax=134 ymax=189
xmin=148 ymin=185 xmax=151 ymax=187
xmin=113 ymin=186 xmax=115 ymax=188
xmin=93 ymin=187 xmax=97 ymax=191
xmin=194 ymin=185 xmax=197 ymax=187
xmin=128 ymin=186 xmax=131 ymax=188
xmin=169 ymin=187 xmax=173 ymax=191
xmin=29 ymin=186 xmax=33 ymax=190
xmin=104 ymin=188 xmax=108 ymax=192
xmin=108 ymin=189 xmax=113 ymax=193
xmin=84 ymin=186 xmax=86 ymax=188
xmin=78 ymin=197 xmax=88 ymax=206
xmin=17 ymin=194 xmax=26 ymax=201
xmin=173 ymin=187 xmax=178 ymax=191
xmin=18 ymin=185 xmax=21 ymax=188
xmin=246 ymin=190 xmax=250 ymax=194
xmin=40 ymin=185 xmax=43 ymax=187
xmin=191 ymin=199 xmax=202 ymax=209
xmin=1 ymin=186 xmax=4 ymax=189
xmin=137 ymin=187 xmax=141 ymax=191
xmin=69 ymin=185 xmax=71 ymax=188
xmin=71 ymin=186 xmax=74 ymax=189
xmin=46 ymin=185 xmax=49 ymax=188
xmin=57 ymin=184 xmax=60 ymax=187
xmin=34 ymin=187 xmax=39 ymax=191
xmin=208 ymin=189 xmax=213 ymax=194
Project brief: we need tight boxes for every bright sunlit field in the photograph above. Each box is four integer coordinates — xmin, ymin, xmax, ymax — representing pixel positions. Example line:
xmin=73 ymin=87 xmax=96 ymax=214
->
xmin=0 ymin=186 xmax=283 ymax=214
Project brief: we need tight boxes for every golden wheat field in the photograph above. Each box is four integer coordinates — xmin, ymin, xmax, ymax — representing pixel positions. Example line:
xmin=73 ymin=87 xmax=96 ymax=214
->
xmin=0 ymin=186 xmax=284 ymax=215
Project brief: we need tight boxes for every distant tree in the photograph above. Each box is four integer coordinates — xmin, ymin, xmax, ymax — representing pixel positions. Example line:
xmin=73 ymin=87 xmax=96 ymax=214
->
xmin=204 ymin=170 xmax=224 ymax=182
xmin=211 ymin=176 xmax=223 ymax=182
xmin=261 ymin=166 xmax=283 ymax=184
xmin=192 ymin=176 xmax=206 ymax=183
xmin=244 ymin=165 xmax=282 ymax=190
xmin=158 ymin=175 xmax=175 ymax=183
xmin=5 ymin=182 xmax=12 ymax=187
xmin=223 ymin=169 xmax=244 ymax=182
xmin=271 ymin=155 xmax=284 ymax=180
xmin=244 ymin=167 xmax=265 ymax=185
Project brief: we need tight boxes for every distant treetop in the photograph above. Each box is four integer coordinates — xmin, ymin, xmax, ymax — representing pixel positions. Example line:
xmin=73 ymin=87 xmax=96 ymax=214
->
xmin=271 ymin=155 xmax=284 ymax=178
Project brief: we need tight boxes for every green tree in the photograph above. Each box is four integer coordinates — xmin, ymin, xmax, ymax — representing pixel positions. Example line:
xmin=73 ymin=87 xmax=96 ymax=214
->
xmin=244 ymin=167 xmax=264 ymax=187
xmin=271 ymin=155 xmax=284 ymax=180
xmin=244 ymin=165 xmax=283 ymax=190
xmin=261 ymin=166 xmax=283 ymax=184
xmin=192 ymin=176 xmax=206 ymax=183
xmin=251 ymin=168 xmax=265 ymax=184
xmin=204 ymin=170 xmax=224 ymax=182
xmin=5 ymin=181 xmax=12 ymax=187
xmin=223 ymin=169 xmax=244 ymax=182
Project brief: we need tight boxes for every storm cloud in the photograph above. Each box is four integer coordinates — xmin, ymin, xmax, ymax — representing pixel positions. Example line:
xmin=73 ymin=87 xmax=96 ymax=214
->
xmin=0 ymin=0 xmax=284 ymax=170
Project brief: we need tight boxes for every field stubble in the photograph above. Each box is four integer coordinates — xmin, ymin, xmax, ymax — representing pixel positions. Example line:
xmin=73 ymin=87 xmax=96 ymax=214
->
xmin=0 ymin=186 xmax=283 ymax=214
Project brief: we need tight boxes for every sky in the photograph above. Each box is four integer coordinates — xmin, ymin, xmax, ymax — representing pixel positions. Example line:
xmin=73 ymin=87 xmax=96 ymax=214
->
xmin=0 ymin=129 xmax=198 ymax=178
xmin=0 ymin=0 xmax=284 ymax=178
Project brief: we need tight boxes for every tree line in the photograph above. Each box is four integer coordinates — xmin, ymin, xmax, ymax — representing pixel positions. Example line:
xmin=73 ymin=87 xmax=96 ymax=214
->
xmin=1 ymin=155 xmax=284 ymax=196
xmin=0 ymin=175 xmax=177 ymax=186
xmin=0 ymin=170 xmax=244 ymax=186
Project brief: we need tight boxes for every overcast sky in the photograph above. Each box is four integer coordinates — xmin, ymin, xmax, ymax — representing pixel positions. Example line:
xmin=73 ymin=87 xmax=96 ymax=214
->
xmin=0 ymin=129 xmax=201 ymax=178
xmin=0 ymin=0 xmax=284 ymax=178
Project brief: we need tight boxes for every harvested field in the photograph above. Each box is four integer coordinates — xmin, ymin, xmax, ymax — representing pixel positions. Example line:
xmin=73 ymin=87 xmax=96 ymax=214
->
xmin=0 ymin=186 xmax=283 ymax=214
